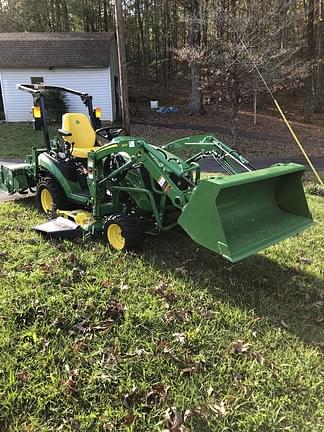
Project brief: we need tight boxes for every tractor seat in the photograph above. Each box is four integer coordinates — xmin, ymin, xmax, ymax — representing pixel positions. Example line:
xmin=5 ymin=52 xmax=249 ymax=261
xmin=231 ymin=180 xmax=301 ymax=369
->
xmin=61 ymin=113 xmax=97 ymax=158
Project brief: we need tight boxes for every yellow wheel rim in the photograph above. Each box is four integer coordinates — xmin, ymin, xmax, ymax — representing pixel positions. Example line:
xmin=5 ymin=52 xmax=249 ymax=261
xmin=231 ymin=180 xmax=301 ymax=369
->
xmin=107 ymin=223 xmax=125 ymax=250
xmin=40 ymin=188 xmax=53 ymax=213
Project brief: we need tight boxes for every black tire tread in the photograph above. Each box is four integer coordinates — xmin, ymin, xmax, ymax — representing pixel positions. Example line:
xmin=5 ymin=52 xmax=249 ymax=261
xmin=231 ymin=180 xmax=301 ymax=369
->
xmin=37 ymin=177 xmax=69 ymax=213
xmin=104 ymin=213 xmax=144 ymax=251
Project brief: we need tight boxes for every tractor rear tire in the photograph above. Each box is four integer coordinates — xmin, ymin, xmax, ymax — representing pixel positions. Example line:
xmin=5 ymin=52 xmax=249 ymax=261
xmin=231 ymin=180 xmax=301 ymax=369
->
xmin=104 ymin=214 xmax=144 ymax=251
xmin=37 ymin=178 xmax=69 ymax=214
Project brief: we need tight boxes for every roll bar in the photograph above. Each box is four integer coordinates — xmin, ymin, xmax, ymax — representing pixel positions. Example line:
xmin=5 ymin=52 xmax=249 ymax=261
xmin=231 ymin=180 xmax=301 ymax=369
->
xmin=17 ymin=84 xmax=99 ymax=151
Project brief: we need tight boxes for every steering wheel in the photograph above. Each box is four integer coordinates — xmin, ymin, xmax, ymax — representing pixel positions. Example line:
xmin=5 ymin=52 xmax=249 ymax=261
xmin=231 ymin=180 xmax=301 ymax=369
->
xmin=96 ymin=127 xmax=123 ymax=141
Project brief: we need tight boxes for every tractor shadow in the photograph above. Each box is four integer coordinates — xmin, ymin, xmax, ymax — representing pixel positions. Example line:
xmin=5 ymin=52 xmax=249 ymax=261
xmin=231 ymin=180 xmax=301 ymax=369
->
xmin=143 ymin=230 xmax=324 ymax=346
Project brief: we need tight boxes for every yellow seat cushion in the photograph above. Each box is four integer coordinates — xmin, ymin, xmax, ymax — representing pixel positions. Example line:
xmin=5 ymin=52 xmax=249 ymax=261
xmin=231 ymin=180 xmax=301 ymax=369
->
xmin=62 ymin=113 xmax=96 ymax=158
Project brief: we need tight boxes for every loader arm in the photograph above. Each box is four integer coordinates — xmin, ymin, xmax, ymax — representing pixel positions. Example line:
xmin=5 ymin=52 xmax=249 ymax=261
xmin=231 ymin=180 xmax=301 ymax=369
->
xmin=86 ymin=134 xmax=314 ymax=262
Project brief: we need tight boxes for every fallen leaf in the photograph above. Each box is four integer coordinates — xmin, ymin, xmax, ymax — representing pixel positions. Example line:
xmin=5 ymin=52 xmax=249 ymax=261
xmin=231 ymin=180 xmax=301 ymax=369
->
xmin=123 ymin=412 xmax=137 ymax=426
xmin=208 ymin=401 xmax=226 ymax=417
xmin=164 ymin=309 xmax=190 ymax=323
xmin=184 ymin=408 xmax=204 ymax=422
xmin=251 ymin=351 xmax=265 ymax=365
xmin=180 ymin=360 xmax=205 ymax=376
xmin=164 ymin=407 xmax=183 ymax=432
xmin=103 ymin=302 xmax=125 ymax=323
xmin=93 ymin=320 xmax=113 ymax=332
xmin=280 ymin=320 xmax=289 ymax=329
xmin=232 ymin=339 xmax=250 ymax=354
xmin=313 ymin=341 xmax=324 ymax=349
xmin=173 ymin=333 xmax=186 ymax=345
xmin=175 ymin=267 xmax=188 ymax=276
xmin=311 ymin=301 xmax=324 ymax=309
xmin=158 ymin=340 xmax=173 ymax=354
xmin=300 ymin=257 xmax=312 ymax=264
xmin=125 ymin=347 xmax=150 ymax=358
xmin=70 ymin=320 xmax=91 ymax=334
xmin=62 ymin=378 xmax=77 ymax=393
xmin=101 ymin=279 xmax=111 ymax=288
xmin=16 ymin=371 xmax=29 ymax=384
xmin=124 ymin=386 xmax=141 ymax=407
xmin=207 ymin=385 xmax=214 ymax=397
xmin=120 ymin=282 xmax=129 ymax=291
xmin=146 ymin=383 xmax=169 ymax=404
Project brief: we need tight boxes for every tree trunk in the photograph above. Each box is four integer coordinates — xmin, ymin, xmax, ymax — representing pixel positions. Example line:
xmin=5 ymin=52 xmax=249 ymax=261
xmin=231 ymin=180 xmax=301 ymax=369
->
xmin=316 ymin=0 xmax=324 ymax=111
xmin=60 ymin=0 xmax=69 ymax=32
xmin=230 ymin=67 xmax=241 ymax=146
xmin=188 ymin=0 xmax=203 ymax=114
xmin=304 ymin=0 xmax=316 ymax=122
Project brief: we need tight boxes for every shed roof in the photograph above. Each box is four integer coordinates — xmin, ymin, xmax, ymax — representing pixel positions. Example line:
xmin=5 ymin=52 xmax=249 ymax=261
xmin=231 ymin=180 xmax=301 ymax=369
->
xmin=0 ymin=32 xmax=115 ymax=68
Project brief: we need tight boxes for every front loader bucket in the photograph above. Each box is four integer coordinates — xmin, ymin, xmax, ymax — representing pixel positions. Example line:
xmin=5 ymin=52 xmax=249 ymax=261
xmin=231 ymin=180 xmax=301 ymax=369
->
xmin=178 ymin=164 xmax=314 ymax=262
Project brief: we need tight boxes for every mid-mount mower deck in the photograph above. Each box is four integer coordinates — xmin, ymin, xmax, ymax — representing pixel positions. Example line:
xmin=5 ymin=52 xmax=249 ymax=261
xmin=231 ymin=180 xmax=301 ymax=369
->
xmin=0 ymin=84 xmax=314 ymax=262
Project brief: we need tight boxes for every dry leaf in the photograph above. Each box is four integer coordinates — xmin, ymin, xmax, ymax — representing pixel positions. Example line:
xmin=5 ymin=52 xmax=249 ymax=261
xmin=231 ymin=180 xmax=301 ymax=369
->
xmin=208 ymin=401 xmax=226 ymax=417
xmin=251 ymin=351 xmax=265 ymax=365
xmin=123 ymin=412 xmax=137 ymax=426
xmin=232 ymin=339 xmax=250 ymax=354
xmin=125 ymin=347 xmax=150 ymax=358
xmin=70 ymin=320 xmax=91 ymax=334
xmin=103 ymin=302 xmax=125 ymax=323
xmin=184 ymin=408 xmax=204 ymax=422
xmin=62 ymin=378 xmax=77 ymax=393
xmin=280 ymin=320 xmax=289 ymax=329
xmin=120 ymin=282 xmax=129 ymax=291
xmin=175 ymin=267 xmax=188 ymax=276
xmin=93 ymin=320 xmax=113 ymax=332
xmin=124 ymin=386 xmax=141 ymax=407
xmin=313 ymin=341 xmax=324 ymax=349
xmin=158 ymin=340 xmax=173 ymax=354
xmin=180 ymin=360 xmax=205 ymax=376
xmin=173 ymin=333 xmax=186 ymax=345
xmin=164 ymin=407 xmax=183 ymax=432
xmin=16 ymin=371 xmax=29 ymax=384
xmin=101 ymin=279 xmax=111 ymax=288
xmin=147 ymin=383 xmax=169 ymax=404
xmin=207 ymin=385 xmax=214 ymax=397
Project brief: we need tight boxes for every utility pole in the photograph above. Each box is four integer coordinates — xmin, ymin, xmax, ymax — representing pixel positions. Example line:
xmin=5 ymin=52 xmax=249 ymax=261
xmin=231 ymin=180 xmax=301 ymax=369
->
xmin=115 ymin=0 xmax=131 ymax=134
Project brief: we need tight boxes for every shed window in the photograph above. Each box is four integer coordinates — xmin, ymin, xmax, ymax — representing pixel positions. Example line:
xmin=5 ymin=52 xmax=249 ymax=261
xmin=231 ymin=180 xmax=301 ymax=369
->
xmin=31 ymin=77 xmax=44 ymax=85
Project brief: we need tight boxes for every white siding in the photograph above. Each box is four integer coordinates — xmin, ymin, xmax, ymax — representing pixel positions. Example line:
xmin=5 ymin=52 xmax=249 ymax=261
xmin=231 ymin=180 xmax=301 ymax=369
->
xmin=0 ymin=68 xmax=113 ymax=122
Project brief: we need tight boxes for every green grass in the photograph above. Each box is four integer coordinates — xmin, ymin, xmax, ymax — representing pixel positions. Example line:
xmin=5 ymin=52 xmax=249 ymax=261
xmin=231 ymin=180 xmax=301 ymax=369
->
xmin=0 ymin=195 xmax=323 ymax=431
xmin=0 ymin=123 xmax=57 ymax=159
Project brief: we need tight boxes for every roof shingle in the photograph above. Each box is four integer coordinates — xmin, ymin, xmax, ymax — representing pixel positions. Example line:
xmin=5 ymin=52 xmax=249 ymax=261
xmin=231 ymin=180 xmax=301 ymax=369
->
xmin=0 ymin=32 xmax=115 ymax=68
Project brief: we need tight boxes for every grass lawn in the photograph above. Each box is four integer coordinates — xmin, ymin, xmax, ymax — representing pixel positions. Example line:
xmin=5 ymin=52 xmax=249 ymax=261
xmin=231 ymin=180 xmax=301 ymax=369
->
xmin=0 ymin=123 xmax=181 ymax=160
xmin=0 ymin=194 xmax=323 ymax=431
xmin=0 ymin=123 xmax=60 ymax=159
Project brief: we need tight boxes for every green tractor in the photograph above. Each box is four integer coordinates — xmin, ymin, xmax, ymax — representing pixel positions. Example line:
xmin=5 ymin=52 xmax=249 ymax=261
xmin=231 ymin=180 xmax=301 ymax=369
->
xmin=0 ymin=84 xmax=314 ymax=262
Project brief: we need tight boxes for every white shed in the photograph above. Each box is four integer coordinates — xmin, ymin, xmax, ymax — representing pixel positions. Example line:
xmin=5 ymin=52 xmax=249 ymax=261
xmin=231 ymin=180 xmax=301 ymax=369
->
xmin=0 ymin=32 xmax=120 ymax=122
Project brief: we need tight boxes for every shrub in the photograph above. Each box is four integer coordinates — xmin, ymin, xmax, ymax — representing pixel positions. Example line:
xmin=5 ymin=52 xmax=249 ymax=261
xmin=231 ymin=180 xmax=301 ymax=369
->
xmin=44 ymin=89 xmax=69 ymax=124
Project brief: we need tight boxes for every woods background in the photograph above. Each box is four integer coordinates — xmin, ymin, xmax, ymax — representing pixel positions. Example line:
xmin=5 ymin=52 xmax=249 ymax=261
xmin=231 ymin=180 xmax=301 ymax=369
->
xmin=0 ymin=0 xmax=323 ymax=142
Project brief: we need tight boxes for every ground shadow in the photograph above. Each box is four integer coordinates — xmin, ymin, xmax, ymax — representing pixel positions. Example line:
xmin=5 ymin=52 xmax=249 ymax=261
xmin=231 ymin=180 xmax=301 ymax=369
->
xmin=143 ymin=230 xmax=324 ymax=346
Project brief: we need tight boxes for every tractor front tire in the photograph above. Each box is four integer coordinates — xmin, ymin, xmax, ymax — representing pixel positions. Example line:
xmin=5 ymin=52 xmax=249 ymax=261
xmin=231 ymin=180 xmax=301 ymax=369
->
xmin=104 ymin=214 xmax=144 ymax=252
xmin=37 ymin=178 xmax=68 ymax=214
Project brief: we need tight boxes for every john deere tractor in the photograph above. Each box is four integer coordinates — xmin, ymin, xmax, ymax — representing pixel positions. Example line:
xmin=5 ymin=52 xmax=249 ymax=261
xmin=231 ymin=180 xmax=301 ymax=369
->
xmin=0 ymin=84 xmax=314 ymax=262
